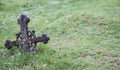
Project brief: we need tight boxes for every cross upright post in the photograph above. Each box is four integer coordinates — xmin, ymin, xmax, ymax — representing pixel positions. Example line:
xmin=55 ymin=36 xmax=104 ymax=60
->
xmin=18 ymin=15 xmax=30 ymax=52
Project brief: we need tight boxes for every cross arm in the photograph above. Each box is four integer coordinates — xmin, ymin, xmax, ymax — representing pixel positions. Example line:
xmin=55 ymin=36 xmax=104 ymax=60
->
xmin=5 ymin=34 xmax=50 ymax=49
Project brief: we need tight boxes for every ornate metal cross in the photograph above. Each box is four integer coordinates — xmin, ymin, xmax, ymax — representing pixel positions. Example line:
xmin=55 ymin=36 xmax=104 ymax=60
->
xmin=4 ymin=14 xmax=50 ymax=52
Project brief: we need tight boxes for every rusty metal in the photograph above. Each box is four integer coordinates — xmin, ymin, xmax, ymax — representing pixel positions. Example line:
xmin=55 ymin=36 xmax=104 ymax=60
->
xmin=4 ymin=14 xmax=50 ymax=52
xmin=5 ymin=34 xmax=49 ymax=49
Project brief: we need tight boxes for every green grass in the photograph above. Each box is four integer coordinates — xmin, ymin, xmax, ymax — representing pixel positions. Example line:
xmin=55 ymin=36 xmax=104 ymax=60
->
xmin=0 ymin=0 xmax=120 ymax=70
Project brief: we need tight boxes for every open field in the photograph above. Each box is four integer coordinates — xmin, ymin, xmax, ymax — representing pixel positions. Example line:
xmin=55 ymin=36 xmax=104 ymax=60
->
xmin=0 ymin=0 xmax=120 ymax=70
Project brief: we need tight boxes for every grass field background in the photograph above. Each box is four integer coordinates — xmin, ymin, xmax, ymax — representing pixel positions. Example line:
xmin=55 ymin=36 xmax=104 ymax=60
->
xmin=0 ymin=0 xmax=120 ymax=70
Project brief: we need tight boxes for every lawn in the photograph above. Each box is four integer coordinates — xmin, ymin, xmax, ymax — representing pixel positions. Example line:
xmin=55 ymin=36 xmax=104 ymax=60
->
xmin=0 ymin=0 xmax=120 ymax=70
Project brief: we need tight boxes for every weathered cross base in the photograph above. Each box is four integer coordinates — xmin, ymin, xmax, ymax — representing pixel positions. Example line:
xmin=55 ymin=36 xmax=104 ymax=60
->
xmin=4 ymin=14 xmax=50 ymax=52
